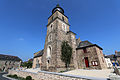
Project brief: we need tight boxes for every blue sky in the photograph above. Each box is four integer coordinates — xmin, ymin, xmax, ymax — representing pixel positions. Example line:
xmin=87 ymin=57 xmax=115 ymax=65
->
xmin=0 ymin=0 xmax=120 ymax=61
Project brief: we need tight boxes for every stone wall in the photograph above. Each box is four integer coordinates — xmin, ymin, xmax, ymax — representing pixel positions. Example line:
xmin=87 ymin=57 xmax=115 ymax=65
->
xmin=95 ymin=47 xmax=107 ymax=69
xmin=8 ymin=70 xmax=108 ymax=80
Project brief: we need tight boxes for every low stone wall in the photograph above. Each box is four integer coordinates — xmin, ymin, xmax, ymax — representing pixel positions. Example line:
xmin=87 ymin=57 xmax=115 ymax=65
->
xmin=8 ymin=70 xmax=109 ymax=80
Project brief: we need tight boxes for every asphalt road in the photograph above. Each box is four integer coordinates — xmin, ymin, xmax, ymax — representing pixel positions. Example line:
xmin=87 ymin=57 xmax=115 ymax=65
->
xmin=0 ymin=72 xmax=10 ymax=80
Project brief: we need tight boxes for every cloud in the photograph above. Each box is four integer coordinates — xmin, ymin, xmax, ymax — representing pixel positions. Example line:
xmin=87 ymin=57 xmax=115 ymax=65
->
xmin=18 ymin=38 xmax=24 ymax=41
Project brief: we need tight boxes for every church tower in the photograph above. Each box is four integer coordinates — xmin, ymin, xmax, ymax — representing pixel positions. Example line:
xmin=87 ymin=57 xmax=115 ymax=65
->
xmin=41 ymin=4 xmax=77 ymax=72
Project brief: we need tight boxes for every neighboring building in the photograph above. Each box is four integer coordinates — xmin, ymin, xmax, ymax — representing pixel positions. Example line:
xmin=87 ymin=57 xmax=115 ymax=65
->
xmin=115 ymin=51 xmax=120 ymax=65
xmin=33 ymin=50 xmax=44 ymax=69
xmin=33 ymin=4 xmax=107 ymax=72
xmin=76 ymin=41 xmax=107 ymax=69
xmin=105 ymin=54 xmax=115 ymax=61
xmin=104 ymin=51 xmax=120 ymax=67
xmin=104 ymin=56 xmax=113 ymax=68
xmin=0 ymin=54 xmax=22 ymax=72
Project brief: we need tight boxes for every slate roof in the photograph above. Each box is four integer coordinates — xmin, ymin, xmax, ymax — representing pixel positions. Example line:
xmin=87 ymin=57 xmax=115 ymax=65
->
xmin=76 ymin=40 xmax=103 ymax=50
xmin=0 ymin=54 xmax=22 ymax=61
xmin=34 ymin=49 xmax=44 ymax=58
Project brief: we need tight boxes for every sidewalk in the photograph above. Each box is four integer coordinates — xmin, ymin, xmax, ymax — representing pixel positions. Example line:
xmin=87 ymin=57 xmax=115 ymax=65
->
xmin=63 ymin=69 xmax=112 ymax=78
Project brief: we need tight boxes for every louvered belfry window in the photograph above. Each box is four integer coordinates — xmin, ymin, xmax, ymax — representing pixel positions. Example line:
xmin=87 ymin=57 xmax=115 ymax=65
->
xmin=83 ymin=48 xmax=87 ymax=53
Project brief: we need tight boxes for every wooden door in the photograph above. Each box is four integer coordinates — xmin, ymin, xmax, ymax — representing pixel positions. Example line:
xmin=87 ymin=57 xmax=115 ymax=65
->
xmin=84 ymin=57 xmax=89 ymax=67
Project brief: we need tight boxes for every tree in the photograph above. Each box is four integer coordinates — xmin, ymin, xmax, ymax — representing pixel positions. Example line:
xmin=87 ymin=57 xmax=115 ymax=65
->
xmin=21 ymin=61 xmax=33 ymax=68
xmin=61 ymin=41 xmax=72 ymax=70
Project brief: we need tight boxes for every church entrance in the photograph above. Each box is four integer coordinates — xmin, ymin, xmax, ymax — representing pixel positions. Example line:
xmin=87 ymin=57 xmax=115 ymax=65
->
xmin=84 ymin=57 xmax=89 ymax=67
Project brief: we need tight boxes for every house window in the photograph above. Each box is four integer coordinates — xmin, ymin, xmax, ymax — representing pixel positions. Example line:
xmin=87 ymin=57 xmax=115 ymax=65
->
xmin=83 ymin=48 xmax=87 ymax=53
xmin=92 ymin=61 xmax=98 ymax=66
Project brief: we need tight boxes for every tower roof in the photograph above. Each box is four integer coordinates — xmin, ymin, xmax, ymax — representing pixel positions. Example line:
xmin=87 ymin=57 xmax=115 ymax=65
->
xmin=52 ymin=4 xmax=64 ymax=14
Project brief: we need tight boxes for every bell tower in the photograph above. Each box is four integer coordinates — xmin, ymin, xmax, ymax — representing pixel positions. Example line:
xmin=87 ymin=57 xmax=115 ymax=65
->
xmin=41 ymin=4 xmax=74 ymax=72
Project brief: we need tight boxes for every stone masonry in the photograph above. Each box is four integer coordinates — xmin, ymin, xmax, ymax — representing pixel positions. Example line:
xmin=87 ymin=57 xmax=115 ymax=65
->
xmin=8 ymin=70 xmax=108 ymax=80
xmin=33 ymin=4 xmax=107 ymax=72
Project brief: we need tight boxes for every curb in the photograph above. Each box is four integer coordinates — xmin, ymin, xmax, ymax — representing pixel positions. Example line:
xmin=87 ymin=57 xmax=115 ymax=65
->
xmin=2 ymin=74 xmax=17 ymax=80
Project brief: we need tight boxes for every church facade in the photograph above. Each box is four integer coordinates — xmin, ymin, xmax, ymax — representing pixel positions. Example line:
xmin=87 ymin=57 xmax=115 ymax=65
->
xmin=32 ymin=4 xmax=107 ymax=72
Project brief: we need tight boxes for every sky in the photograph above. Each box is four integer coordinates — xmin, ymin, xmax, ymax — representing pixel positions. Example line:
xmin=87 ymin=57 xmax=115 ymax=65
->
xmin=0 ymin=0 xmax=120 ymax=61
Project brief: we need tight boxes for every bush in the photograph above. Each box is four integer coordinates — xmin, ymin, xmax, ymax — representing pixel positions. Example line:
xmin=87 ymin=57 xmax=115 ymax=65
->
xmin=7 ymin=75 xmax=12 ymax=77
xmin=26 ymin=76 xmax=32 ymax=80
xmin=12 ymin=74 xmax=18 ymax=79
xmin=7 ymin=74 xmax=33 ymax=80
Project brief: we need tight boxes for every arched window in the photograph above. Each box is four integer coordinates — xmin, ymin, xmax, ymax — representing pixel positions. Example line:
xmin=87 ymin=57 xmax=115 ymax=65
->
xmin=62 ymin=23 xmax=67 ymax=32
xmin=47 ymin=46 xmax=52 ymax=59
xmin=49 ymin=24 xmax=53 ymax=32
xmin=51 ymin=25 xmax=52 ymax=29
xmin=48 ymin=34 xmax=52 ymax=42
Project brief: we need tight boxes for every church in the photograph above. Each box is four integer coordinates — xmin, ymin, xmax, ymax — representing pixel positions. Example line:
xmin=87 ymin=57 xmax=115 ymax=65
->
xmin=32 ymin=4 xmax=107 ymax=72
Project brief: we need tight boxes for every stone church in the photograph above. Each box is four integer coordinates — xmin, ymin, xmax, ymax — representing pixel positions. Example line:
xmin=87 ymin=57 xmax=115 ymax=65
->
xmin=33 ymin=4 xmax=107 ymax=72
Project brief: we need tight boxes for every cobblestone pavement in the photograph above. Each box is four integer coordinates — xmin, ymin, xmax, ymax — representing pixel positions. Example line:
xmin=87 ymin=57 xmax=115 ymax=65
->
xmin=0 ymin=72 xmax=10 ymax=80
